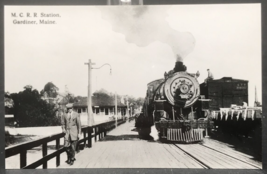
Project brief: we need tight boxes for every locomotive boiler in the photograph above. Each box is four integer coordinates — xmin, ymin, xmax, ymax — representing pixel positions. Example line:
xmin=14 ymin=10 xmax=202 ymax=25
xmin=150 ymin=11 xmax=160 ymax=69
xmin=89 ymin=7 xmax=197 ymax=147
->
xmin=135 ymin=60 xmax=214 ymax=143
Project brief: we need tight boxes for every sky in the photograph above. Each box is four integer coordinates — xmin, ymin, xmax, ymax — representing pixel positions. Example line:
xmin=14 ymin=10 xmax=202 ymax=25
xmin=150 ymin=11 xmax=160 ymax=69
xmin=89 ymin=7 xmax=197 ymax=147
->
xmin=5 ymin=4 xmax=261 ymax=106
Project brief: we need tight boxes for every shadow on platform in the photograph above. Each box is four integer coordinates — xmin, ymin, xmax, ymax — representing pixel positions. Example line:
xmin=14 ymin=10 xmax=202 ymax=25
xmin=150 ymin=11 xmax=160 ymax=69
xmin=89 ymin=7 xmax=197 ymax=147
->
xmin=99 ymin=134 xmax=155 ymax=142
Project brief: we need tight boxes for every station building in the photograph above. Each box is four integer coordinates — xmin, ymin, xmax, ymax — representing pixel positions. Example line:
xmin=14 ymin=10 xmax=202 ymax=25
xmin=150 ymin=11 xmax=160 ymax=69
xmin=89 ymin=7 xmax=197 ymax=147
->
xmin=73 ymin=97 xmax=127 ymax=117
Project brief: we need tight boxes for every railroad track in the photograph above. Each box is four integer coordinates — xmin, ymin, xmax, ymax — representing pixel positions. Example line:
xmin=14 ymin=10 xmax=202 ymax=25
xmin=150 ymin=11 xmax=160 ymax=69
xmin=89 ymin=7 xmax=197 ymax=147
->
xmin=171 ymin=143 xmax=262 ymax=169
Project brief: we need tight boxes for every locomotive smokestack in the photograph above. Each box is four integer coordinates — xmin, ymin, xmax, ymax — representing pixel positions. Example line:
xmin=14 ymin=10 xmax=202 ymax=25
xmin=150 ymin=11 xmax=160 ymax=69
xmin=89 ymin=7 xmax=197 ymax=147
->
xmin=174 ymin=54 xmax=187 ymax=72
xmin=176 ymin=54 xmax=183 ymax=62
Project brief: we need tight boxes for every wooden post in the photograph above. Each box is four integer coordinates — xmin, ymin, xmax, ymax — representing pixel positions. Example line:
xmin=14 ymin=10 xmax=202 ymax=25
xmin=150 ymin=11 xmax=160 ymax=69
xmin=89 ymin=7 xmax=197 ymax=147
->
xmin=20 ymin=150 xmax=27 ymax=168
xmin=115 ymin=92 xmax=118 ymax=127
xmin=94 ymin=127 xmax=97 ymax=142
xmin=88 ymin=127 xmax=92 ymax=148
xmin=56 ymin=138 xmax=60 ymax=167
xmin=42 ymin=143 xmax=47 ymax=169
xmin=102 ymin=125 xmax=105 ymax=137
xmin=83 ymin=130 xmax=86 ymax=149
xmin=99 ymin=126 xmax=102 ymax=140
xmin=107 ymin=122 xmax=111 ymax=132
xmin=104 ymin=126 xmax=107 ymax=136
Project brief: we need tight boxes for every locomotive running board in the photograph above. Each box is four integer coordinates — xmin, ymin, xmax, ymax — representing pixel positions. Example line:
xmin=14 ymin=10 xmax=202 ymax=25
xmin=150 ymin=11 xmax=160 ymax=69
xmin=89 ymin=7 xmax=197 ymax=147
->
xmin=167 ymin=128 xmax=204 ymax=143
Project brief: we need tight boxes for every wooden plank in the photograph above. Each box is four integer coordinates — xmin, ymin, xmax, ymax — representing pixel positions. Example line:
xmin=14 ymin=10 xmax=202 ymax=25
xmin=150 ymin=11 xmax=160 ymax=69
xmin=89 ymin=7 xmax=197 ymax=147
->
xmin=162 ymin=144 xmax=190 ymax=168
xmin=116 ymin=140 xmax=129 ymax=168
xmin=150 ymin=142 xmax=166 ymax=168
xmin=152 ymin=143 xmax=171 ymax=168
xmin=139 ymin=141 xmax=149 ymax=168
xmin=189 ymin=144 xmax=241 ymax=168
xmin=63 ymin=141 xmax=105 ymax=168
xmin=93 ymin=142 xmax=113 ymax=168
xmin=131 ymin=141 xmax=142 ymax=168
xmin=84 ymin=142 xmax=109 ymax=168
xmin=203 ymin=139 xmax=253 ymax=158
xmin=161 ymin=143 xmax=192 ymax=168
xmin=142 ymin=141 xmax=157 ymax=168
xmin=178 ymin=144 xmax=254 ymax=169
xmin=105 ymin=140 xmax=119 ymax=168
xmin=97 ymin=142 xmax=115 ymax=168
xmin=192 ymin=144 xmax=257 ymax=169
xmin=187 ymin=144 xmax=237 ymax=168
xmin=190 ymin=144 xmax=241 ymax=168
xmin=201 ymin=142 xmax=261 ymax=169
xmin=80 ymin=142 xmax=106 ymax=168
xmin=168 ymin=144 xmax=203 ymax=168
xmin=177 ymin=144 xmax=222 ymax=168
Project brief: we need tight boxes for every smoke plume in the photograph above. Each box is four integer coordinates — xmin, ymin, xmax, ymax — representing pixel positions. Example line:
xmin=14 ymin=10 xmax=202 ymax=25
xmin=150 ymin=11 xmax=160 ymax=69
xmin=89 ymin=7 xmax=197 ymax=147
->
xmin=99 ymin=6 xmax=195 ymax=59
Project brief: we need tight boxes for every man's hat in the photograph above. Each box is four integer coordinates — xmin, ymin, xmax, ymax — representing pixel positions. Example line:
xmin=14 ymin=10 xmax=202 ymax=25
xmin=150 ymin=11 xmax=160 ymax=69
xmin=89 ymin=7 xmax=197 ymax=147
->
xmin=66 ymin=103 xmax=73 ymax=109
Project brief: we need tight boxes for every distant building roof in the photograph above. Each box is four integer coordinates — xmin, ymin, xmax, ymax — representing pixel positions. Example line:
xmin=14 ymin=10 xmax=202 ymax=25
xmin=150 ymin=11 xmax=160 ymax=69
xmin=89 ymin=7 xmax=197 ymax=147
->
xmin=73 ymin=96 xmax=126 ymax=108
xmin=200 ymin=77 xmax=248 ymax=86
xmin=212 ymin=77 xmax=248 ymax=82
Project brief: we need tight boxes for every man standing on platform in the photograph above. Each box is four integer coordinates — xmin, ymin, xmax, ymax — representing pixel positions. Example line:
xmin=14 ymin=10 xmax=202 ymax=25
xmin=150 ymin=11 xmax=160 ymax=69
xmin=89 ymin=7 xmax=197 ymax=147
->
xmin=204 ymin=69 xmax=214 ymax=84
xmin=61 ymin=103 xmax=82 ymax=165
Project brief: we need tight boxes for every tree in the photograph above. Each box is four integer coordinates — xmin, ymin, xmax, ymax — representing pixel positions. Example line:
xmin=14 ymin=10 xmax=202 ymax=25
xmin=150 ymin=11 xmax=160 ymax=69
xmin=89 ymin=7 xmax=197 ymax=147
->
xmin=5 ymin=92 xmax=14 ymax=115
xmin=5 ymin=92 xmax=14 ymax=108
xmin=41 ymin=82 xmax=59 ymax=98
xmin=10 ymin=85 xmax=61 ymax=127
xmin=93 ymin=89 xmax=114 ymax=105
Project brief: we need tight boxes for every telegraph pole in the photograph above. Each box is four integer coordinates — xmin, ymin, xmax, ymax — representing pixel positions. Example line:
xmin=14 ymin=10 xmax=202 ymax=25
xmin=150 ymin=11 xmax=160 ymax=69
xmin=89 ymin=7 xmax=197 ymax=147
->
xmin=85 ymin=59 xmax=95 ymax=126
xmin=115 ymin=92 xmax=118 ymax=127
xmin=85 ymin=60 xmax=112 ymax=126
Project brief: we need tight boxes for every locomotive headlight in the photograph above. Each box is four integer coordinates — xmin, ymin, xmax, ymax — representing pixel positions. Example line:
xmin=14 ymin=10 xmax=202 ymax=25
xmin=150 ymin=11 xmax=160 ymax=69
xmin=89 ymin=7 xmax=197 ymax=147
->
xmin=180 ymin=84 xmax=189 ymax=94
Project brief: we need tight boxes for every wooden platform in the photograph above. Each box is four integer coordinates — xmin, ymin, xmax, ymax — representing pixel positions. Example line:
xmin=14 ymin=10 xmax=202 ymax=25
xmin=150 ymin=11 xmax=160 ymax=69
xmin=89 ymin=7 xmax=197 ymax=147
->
xmin=57 ymin=121 xmax=261 ymax=169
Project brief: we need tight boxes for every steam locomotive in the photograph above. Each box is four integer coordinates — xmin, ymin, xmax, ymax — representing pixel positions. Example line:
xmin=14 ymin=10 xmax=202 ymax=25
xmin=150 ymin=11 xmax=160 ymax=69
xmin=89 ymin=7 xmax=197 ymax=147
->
xmin=135 ymin=60 xmax=261 ymax=143
xmin=135 ymin=60 xmax=214 ymax=143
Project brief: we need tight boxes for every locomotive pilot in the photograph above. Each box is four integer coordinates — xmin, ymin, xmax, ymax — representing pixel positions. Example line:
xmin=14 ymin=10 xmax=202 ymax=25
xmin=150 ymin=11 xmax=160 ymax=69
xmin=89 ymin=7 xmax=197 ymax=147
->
xmin=61 ymin=103 xmax=82 ymax=165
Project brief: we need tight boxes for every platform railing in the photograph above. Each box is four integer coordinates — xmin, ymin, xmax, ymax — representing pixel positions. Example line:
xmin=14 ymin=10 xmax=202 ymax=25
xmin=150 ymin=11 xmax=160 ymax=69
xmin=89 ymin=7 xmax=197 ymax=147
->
xmin=5 ymin=118 xmax=126 ymax=169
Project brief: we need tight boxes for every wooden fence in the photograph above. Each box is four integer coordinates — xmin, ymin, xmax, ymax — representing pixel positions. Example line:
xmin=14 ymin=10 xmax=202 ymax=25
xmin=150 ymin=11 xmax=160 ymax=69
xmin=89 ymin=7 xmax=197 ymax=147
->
xmin=5 ymin=118 xmax=126 ymax=169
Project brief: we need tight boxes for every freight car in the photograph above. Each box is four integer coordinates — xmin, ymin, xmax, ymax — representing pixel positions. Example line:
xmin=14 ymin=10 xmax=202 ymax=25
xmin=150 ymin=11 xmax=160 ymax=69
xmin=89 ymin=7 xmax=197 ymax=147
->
xmin=135 ymin=60 xmax=214 ymax=143
xmin=201 ymin=78 xmax=261 ymax=139
xmin=200 ymin=77 xmax=248 ymax=110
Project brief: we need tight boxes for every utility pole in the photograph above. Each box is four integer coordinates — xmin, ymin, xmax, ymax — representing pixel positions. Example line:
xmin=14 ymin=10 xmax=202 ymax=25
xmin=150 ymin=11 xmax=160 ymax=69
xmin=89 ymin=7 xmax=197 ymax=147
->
xmin=85 ymin=59 xmax=95 ymax=126
xmin=126 ymin=96 xmax=129 ymax=117
xmin=85 ymin=60 xmax=112 ymax=126
xmin=115 ymin=92 xmax=118 ymax=127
